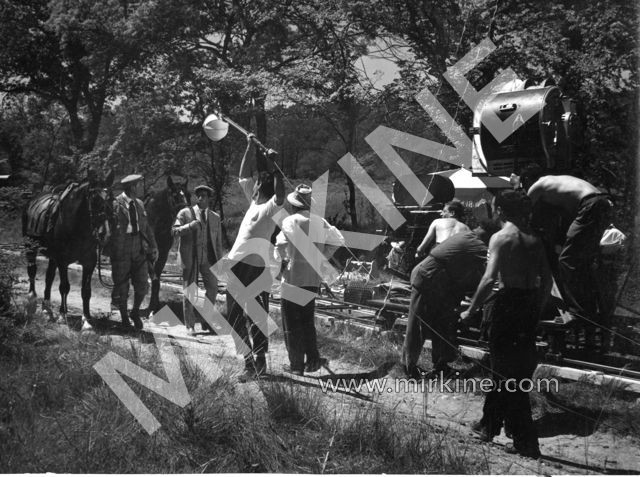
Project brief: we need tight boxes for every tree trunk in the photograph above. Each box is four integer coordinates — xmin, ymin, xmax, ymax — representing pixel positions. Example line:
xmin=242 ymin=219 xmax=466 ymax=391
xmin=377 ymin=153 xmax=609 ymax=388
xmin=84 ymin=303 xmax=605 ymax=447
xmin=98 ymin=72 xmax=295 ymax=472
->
xmin=67 ymin=104 xmax=85 ymax=152
xmin=345 ymin=101 xmax=359 ymax=229
xmin=210 ymin=141 xmax=230 ymax=247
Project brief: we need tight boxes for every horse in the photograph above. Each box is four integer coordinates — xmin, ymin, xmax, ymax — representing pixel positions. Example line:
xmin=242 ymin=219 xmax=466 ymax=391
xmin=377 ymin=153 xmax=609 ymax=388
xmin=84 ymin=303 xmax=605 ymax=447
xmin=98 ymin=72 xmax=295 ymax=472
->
xmin=144 ymin=175 xmax=189 ymax=313
xmin=22 ymin=171 xmax=115 ymax=325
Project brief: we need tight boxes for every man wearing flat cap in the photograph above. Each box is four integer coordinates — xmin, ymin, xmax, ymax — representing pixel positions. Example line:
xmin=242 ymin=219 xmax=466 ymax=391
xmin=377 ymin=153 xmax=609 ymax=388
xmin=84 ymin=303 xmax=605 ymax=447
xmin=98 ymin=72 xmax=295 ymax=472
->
xmin=275 ymin=184 xmax=344 ymax=376
xmin=110 ymin=174 xmax=158 ymax=330
xmin=172 ymin=184 xmax=224 ymax=335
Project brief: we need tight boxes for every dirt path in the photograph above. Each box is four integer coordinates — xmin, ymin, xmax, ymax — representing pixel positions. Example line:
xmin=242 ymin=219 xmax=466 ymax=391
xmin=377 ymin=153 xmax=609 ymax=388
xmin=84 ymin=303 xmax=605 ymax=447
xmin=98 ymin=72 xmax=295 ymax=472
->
xmin=12 ymin=264 xmax=640 ymax=474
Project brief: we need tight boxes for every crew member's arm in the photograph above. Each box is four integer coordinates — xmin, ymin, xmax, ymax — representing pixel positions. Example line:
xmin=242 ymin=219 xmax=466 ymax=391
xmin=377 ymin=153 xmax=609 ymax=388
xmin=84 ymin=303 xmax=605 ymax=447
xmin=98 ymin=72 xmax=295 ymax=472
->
xmin=537 ymin=241 xmax=553 ymax=320
xmin=273 ymin=169 xmax=285 ymax=206
xmin=274 ymin=229 xmax=290 ymax=279
xmin=140 ymin=201 xmax=158 ymax=261
xmin=415 ymin=220 xmax=437 ymax=257
xmin=460 ymin=234 xmax=503 ymax=321
xmin=238 ymin=134 xmax=255 ymax=180
xmin=213 ymin=213 xmax=224 ymax=260
xmin=171 ymin=208 xmax=200 ymax=237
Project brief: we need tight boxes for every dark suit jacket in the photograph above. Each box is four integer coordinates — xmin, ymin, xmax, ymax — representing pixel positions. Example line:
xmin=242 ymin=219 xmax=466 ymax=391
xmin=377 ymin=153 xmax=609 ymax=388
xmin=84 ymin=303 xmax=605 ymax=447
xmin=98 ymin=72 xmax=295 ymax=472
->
xmin=110 ymin=192 xmax=157 ymax=259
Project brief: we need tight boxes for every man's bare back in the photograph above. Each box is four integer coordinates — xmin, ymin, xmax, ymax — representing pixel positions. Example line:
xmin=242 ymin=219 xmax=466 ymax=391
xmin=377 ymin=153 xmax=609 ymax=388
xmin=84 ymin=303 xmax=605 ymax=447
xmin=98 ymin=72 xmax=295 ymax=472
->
xmin=416 ymin=218 xmax=470 ymax=256
xmin=433 ymin=218 xmax=470 ymax=243
xmin=492 ymin=223 xmax=547 ymax=290
xmin=527 ymin=175 xmax=601 ymax=218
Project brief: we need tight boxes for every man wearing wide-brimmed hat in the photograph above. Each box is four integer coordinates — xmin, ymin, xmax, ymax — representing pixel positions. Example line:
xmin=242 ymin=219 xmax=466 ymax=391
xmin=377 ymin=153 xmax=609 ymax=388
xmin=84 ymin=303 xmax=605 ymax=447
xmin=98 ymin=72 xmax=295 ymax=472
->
xmin=172 ymin=184 xmax=224 ymax=335
xmin=275 ymin=184 xmax=344 ymax=376
xmin=109 ymin=174 xmax=158 ymax=330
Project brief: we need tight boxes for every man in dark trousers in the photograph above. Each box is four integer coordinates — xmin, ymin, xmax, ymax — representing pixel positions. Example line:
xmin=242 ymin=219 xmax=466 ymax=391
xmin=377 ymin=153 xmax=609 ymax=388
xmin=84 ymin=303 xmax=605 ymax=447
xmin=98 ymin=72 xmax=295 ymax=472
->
xmin=226 ymin=135 xmax=285 ymax=379
xmin=403 ymin=220 xmax=497 ymax=380
xmin=275 ymin=184 xmax=344 ymax=375
xmin=172 ymin=185 xmax=224 ymax=335
xmin=109 ymin=174 xmax=158 ymax=330
xmin=461 ymin=190 xmax=552 ymax=458
xmin=520 ymin=165 xmax=613 ymax=322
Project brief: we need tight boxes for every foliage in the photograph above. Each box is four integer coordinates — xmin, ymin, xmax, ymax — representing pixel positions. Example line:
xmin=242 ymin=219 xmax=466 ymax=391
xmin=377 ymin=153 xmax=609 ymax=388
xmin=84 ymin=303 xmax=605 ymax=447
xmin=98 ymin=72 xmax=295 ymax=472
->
xmin=462 ymin=0 xmax=638 ymax=229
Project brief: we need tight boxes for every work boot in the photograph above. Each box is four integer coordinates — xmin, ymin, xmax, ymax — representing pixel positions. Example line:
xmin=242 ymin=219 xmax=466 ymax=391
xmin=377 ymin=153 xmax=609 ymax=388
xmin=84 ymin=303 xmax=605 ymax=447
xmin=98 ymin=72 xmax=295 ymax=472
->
xmin=238 ymin=356 xmax=259 ymax=382
xmin=283 ymin=364 xmax=304 ymax=376
xmin=505 ymin=442 xmax=541 ymax=459
xmin=120 ymin=309 xmax=133 ymax=330
xmin=471 ymin=421 xmax=493 ymax=442
xmin=424 ymin=365 xmax=456 ymax=380
xmin=404 ymin=363 xmax=427 ymax=380
xmin=255 ymin=354 xmax=267 ymax=377
xmin=305 ymin=357 xmax=328 ymax=373
xmin=130 ymin=308 xmax=143 ymax=330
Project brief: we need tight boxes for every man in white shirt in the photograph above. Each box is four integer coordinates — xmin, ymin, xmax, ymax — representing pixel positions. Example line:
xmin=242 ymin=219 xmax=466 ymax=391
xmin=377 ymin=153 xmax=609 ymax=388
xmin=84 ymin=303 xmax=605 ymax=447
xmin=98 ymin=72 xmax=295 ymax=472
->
xmin=226 ymin=135 xmax=284 ymax=378
xmin=275 ymin=184 xmax=344 ymax=375
xmin=172 ymin=185 xmax=224 ymax=335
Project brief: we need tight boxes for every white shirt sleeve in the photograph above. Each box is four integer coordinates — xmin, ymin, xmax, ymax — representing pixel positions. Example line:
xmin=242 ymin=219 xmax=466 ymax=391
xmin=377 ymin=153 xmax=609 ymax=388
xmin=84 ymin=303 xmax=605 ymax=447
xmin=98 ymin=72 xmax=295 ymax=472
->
xmin=239 ymin=177 xmax=255 ymax=202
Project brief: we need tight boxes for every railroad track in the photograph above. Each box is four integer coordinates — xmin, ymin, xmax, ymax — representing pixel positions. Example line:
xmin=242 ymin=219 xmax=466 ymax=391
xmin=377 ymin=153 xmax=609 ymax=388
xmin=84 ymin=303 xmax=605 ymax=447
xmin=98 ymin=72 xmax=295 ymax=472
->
xmin=9 ymin=250 xmax=640 ymax=391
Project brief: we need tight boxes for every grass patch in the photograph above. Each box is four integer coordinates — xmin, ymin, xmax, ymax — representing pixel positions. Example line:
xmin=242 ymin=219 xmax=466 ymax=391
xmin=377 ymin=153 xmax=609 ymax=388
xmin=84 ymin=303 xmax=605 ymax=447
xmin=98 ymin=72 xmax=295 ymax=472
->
xmin=0 ymin=304 xmax=488 ymax=473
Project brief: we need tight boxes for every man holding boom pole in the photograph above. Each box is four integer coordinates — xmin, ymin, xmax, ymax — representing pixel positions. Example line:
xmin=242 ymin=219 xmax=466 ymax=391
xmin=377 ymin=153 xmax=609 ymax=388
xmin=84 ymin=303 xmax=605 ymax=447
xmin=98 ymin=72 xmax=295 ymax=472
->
xmin=225 ymin=134 xmax=285 ymax=379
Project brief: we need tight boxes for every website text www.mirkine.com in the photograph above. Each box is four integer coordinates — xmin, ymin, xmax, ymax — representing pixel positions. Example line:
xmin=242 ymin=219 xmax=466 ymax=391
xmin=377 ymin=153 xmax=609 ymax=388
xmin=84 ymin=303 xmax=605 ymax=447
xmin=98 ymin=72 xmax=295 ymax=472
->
xmin=319 ymin=376 xmax=560 ymax=394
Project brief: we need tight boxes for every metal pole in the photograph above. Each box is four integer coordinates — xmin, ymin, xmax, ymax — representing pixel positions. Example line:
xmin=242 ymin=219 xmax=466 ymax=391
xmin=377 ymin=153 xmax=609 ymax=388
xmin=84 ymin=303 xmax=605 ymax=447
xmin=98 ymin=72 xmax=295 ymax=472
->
xmin=214 ymin=111 xmax=277 ymax=156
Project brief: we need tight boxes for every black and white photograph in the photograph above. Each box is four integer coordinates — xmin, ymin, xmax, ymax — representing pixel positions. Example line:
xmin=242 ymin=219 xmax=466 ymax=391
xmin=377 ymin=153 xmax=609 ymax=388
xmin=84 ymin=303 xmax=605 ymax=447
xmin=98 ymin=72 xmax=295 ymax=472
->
xmin=0 ymin=0 xmax=638 ymax=473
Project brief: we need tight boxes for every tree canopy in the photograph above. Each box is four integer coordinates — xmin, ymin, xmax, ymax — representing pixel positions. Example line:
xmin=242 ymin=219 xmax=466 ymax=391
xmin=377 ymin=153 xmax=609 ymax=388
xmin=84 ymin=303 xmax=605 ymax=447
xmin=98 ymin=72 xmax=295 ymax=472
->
xmin=0 ymin=0 xmax=637 ymax=232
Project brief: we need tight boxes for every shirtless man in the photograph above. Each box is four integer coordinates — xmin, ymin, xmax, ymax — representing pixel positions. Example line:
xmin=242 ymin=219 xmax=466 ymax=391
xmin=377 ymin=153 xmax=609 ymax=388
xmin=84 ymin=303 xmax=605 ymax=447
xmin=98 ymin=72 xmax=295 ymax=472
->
xmin=521 ymin=165 xmax=613 ymax=321
xmin=415 ymin=200 xmax=470 ymax=258
xmin=461 ymin=190 xmax=552 ymax=458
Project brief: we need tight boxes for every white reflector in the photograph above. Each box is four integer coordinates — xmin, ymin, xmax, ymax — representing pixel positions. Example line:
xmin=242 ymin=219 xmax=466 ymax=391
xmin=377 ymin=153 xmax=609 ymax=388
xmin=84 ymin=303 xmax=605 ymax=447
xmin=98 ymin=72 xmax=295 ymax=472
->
xmin=203 ymin=113 xmax=229 ymax=141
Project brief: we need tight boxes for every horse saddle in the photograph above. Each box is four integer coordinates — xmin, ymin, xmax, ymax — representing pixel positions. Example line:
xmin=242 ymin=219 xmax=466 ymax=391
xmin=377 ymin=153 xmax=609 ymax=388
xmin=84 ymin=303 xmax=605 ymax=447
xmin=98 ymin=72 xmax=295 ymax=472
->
xmin=24 ymin=183 xmax=77 ymax=238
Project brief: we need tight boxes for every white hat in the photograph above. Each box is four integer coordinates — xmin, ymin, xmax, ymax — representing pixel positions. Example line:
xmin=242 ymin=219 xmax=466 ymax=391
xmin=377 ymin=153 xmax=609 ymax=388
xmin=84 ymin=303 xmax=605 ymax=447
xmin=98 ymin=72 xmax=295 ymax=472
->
xmin=287 ymin=184 xmax=312 ymax=209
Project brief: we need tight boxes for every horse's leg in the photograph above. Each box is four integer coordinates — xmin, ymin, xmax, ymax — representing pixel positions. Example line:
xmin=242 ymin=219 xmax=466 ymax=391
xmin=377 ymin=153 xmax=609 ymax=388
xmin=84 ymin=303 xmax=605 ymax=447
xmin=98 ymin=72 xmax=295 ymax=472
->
xmin=25 ymin=246 xmax=39 ymax=315
xmin=43 ymin=258 xmax=58 ymax=321
xmin=150 ymin=240 xmax=170 ymax=314
xmin=26 ymin=246 xmax=38 ymax=296
xmin=80 ymin=252 xmax=97 ymax=329
xmin=58 ymin=263 xmax=70 ymax=324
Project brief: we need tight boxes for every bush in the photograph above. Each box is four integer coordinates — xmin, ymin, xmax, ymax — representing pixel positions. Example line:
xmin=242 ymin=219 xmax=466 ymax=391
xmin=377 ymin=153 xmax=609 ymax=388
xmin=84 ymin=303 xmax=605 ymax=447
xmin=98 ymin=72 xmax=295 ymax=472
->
xmin=0 ymin=250 xmax=20 ymax=313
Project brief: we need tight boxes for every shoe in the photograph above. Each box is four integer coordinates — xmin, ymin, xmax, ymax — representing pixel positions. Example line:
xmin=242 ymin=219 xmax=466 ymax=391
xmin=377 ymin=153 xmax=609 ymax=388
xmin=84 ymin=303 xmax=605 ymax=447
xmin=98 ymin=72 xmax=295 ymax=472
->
xmin=305 ymin=357 xmax=328 ymax=373
xmin=238 ymin=367 xmax=258 ymax=382
xmin=283 ymin=365 xmax=304 ymax=376
xmin=405 ymin=364 xmax=428 ymax=380
xmin=424 ymin=365 xmax=456 ymax=380
xmin=255 ymin=355 xmax=267 ymax=376
xmin=471 ymin=421 xmax=493 ymax=442
xmin=130 ymin=309 xmax=143 ymax=330
xmin=504 ymin=443 xmax=541 ymax=459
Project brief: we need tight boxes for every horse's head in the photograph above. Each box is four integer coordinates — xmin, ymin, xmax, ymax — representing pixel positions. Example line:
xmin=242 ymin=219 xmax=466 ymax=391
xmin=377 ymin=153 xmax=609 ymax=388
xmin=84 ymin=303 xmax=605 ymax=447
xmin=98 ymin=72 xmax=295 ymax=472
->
xmin=166 ymin=175 xmax=189 ymax=214
xmin=85 ymin=170 xmax=115 ymax=239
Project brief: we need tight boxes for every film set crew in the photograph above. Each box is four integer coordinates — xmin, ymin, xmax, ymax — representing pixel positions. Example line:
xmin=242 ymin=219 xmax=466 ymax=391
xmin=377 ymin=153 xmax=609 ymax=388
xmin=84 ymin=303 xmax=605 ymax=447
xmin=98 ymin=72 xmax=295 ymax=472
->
xmin=520 ymin=165 xmax=614 ymax=324
xmin=461 ymin=190 xmax=552 ymax=459
xmin=275 ymin=184 xmax=344 ymax=376
xmin=403 ymin=221 xmax=497 ymax=380
xmin=108 ymin=174 xmax=158 ymax=330
xmin=225 ymin=134 xmax=285 ymax=378
xmin=172 ymin=184 xmax=224 ymax=335
xmin=415 ymin=200 xmax=470 ymax=258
